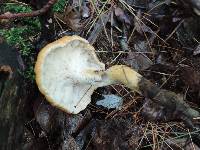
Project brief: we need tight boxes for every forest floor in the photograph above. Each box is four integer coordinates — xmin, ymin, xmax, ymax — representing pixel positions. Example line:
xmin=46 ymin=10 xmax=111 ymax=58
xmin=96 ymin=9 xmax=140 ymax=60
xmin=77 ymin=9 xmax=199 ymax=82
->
xmin=0 ymin=0 xmax=200 ymax=149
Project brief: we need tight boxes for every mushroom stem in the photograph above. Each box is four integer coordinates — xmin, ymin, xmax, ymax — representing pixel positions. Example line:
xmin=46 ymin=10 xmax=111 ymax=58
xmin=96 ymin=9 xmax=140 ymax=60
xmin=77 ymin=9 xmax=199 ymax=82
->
xmin=103 ymin=65 xmax=199 ymax=126
xmin=104 ymin=65 xmax=142 ymax=92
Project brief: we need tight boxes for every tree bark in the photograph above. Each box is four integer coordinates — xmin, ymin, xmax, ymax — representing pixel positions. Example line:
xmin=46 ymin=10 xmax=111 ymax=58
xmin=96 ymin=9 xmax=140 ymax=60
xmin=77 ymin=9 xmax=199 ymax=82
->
xmin=0 ymin=42 xmax=28 ymax=150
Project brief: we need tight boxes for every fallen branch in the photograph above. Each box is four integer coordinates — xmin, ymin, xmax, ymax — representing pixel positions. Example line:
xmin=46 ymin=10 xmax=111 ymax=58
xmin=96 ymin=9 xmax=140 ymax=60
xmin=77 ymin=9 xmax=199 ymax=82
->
xmin=138 ymin=77 xmax=199 ymax=127
xmin=0 ymin=0 xmax=57 ymax=19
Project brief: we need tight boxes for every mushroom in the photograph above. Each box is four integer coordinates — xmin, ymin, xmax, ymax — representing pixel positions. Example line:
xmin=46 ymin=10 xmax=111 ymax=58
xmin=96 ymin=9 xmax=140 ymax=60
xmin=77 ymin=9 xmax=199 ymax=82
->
xmin=35 ymin=36 xmax=106 ymax=114
xmin=35 ymin=35 xmax=199 ymax=125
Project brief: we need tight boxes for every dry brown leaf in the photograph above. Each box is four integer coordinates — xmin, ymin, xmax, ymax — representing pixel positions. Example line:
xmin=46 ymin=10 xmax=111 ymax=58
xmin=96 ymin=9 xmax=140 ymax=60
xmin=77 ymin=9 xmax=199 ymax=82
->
xmin=134 ymin=11 xmax=152 ymax=35
xmin=124 ymin=52 xmax=153 ymax=70
xmin=114 ymin=7 xmax=131 ymax=25
xmin=63 ymin=6 xmax=84 ymax=31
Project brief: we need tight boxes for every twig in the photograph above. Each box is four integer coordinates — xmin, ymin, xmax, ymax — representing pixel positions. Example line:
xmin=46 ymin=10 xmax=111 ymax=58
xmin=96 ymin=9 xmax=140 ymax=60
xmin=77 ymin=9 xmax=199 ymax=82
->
xmin=0 ymin=0 xmax=57 ymax=19
xmin=165 ymin=20 xmax=184 ymax=42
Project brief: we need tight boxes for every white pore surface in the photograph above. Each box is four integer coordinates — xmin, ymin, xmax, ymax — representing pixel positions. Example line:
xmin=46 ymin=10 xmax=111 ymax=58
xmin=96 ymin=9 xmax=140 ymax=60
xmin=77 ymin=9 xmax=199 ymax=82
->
xmin=41 ymin=40 xmax=105 ymax=114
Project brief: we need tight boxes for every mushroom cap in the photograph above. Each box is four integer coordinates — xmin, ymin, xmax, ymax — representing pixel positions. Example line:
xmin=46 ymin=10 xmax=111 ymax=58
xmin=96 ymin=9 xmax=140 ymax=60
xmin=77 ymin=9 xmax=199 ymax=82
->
xmin=35 ymin=35 xmax=105 ymax=114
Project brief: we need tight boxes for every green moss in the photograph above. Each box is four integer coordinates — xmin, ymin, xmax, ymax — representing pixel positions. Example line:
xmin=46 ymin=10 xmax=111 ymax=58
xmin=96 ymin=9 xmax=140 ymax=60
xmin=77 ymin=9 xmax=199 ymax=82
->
xmin=2 ymin=3 xmax=32 ymax=13
xmin=53 ymin=0 xmax=68 ymax=12
xmin=0 ymin=28 xmax=30 ymax=56
xmin=0 ymin=3 xmax=41 ymax=55
xmin=20 ymin=64 xmax=35 ymax=81
xmin=0 ymin=0 xmax=68 ymax=81
xmin=0 ymin=3 xmax=41 ymax=81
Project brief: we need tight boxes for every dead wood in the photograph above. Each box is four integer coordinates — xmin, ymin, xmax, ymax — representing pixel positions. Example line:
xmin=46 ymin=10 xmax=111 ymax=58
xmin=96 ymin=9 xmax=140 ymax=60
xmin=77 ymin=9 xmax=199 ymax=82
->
xmin=0 ymin=42 xmax=28 ymax=150
xmin=138 ymin=77 xmax=199 ymax=127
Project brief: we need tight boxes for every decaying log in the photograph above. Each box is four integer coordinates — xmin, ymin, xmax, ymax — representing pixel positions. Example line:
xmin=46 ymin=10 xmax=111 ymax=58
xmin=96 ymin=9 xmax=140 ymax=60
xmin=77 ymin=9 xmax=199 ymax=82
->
xmin=0 ymin=42 xmax=28 ymax=150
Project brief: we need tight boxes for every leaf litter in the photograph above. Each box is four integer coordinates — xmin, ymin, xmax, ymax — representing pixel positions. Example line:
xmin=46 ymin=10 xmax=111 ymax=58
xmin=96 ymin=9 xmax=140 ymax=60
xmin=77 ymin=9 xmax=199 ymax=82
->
xmin=2 ymin=0 xmax=200 ymax=149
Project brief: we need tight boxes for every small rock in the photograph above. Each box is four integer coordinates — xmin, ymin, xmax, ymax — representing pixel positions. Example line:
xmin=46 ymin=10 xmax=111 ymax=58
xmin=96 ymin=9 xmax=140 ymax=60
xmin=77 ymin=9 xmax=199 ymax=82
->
xmin=96 ymin=94 xmax=123 ymax=109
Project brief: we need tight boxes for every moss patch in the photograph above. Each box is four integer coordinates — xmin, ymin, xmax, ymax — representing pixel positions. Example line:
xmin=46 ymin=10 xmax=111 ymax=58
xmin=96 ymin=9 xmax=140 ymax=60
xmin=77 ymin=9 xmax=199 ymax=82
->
xmin=0 ymin=3 xmax=41 ymax=81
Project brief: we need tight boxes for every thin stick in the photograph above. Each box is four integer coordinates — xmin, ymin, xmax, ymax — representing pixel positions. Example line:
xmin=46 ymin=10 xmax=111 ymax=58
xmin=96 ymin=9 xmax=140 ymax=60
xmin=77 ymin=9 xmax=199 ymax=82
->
xmin=0 ymin=0 xmax=57 ymax=19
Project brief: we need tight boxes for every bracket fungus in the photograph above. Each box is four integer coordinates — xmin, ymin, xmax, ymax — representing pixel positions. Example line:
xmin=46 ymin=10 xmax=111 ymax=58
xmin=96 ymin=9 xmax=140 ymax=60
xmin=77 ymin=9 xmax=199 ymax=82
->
xmin=35 ymin=35 xmax=199 ymax=125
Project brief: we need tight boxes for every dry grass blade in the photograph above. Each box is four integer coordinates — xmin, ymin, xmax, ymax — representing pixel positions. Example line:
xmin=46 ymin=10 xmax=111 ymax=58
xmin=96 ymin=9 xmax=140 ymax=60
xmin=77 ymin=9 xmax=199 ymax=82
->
xmin=87 ymin=11 xmax=111 ymax=44
xmin=119 ymin=0 xmax=168 ymax=45
xmin=165 ymin=19 xmax=185 ymax=42
xmin=87 ymin=0 xmax=110 ymax=35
